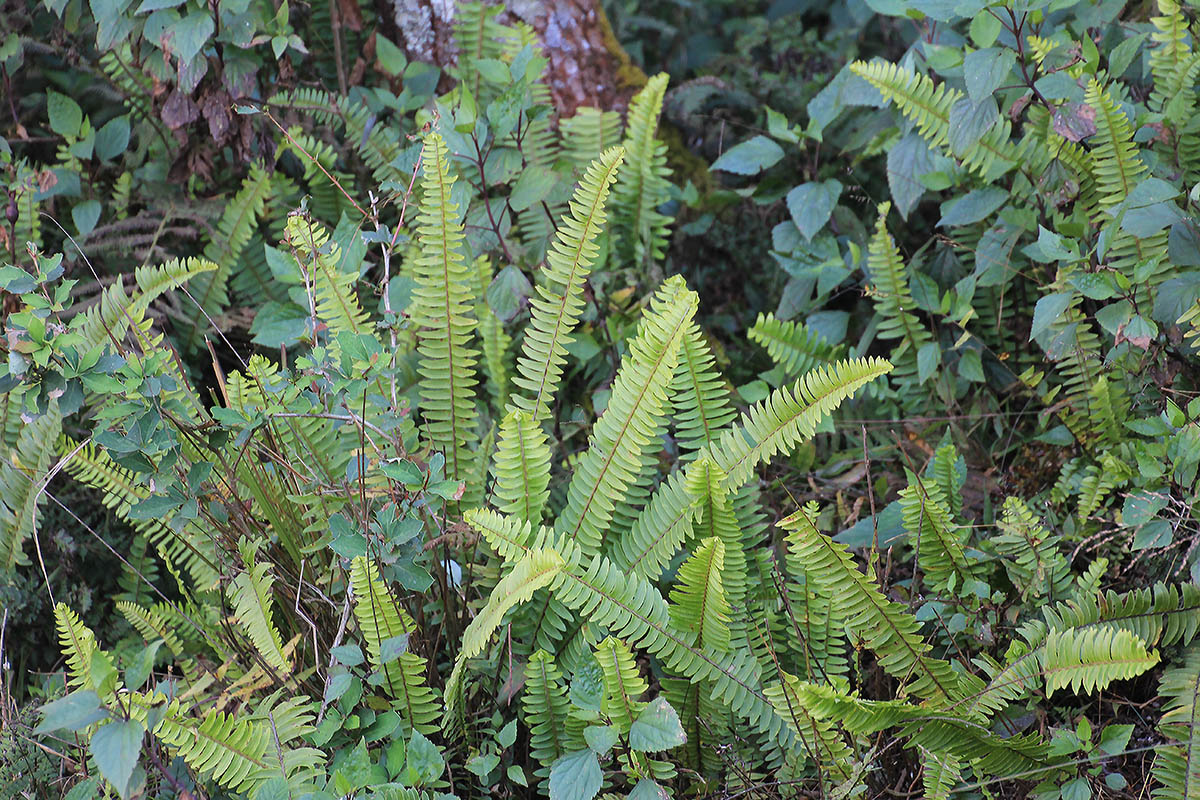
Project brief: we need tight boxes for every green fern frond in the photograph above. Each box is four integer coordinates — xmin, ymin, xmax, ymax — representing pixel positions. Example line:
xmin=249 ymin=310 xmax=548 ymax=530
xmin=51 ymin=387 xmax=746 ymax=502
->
xmin=181 ymin=164 xmax=273 ymax=351
xmin=613 ymin=73 xmax=673 ymax=270
xmin=900 ymin=471 xmax=978 ymax=595
xmin=523 ymin=649 xmax=573 ymax=781
xmin=473 ymin=255 xmax=513 ymax=410
xmin=920 ymin=747 xmax=961 ymax=800
xmin=74 ymin=258 xmax=218 ymax=351
xmin=556 ymin=276 xmax=697 ymax=556
xmin=152 ymin=702 xmax=272 ymax=793
xmin=763 ymin=671 xmax=856 ymax=782
xmin=993 ymin=497 xmax=1072 ymax=603
xmin=706 ymin=357 xmax=893 ymax=492
xmin=749 ymin=312 xmax=842 ymax=379
xmin=511 ymin=147 xmax=625 ymax=421
xmin=0 ymin=410 xmax=60 ymax=571
xmin=610 ymin=466 xmax=698 ymax=580
xmin=230 ymin=552 xmax=291 ymax=675
xmin=780 ymin=504 xmax=962 ymax=706
xmin=1043 ymin=627 xmax=1159 ymax=695
xmin=669 ymin=537 xmax=732 ymax=653
xmin=348 ymin=556 xmax=440 ymax=734
xmin=1152 ymin=644 xmax=1200 ymax=799
xmin=849 ymin=60 xmax=1021 ymax=178
xmin=444 ymin=548 xmax=563 ymax=731
xmin=411 ymin=131 xmax=481 ymax=481
xmin=54 ymin=603 xmax=113 ymax=696
xmin=687 ymin=459 xmax=746 ymax=613
xmin=283 ymin=214 xmax=372 ymax=340
xmin=671 ymin=321 xmax=737 ymax=458
xmin=562 ymin=108 xmax=624 ymax=169
xmin=116 ymin=600 xmax=184 ymax=656
xmin=491 ymin=409 xmax=552 ymax=525
xmin=865 ymin=204 xmax=935 ymax=387
xmin=595 ymin=636 xmax=649 ymax=733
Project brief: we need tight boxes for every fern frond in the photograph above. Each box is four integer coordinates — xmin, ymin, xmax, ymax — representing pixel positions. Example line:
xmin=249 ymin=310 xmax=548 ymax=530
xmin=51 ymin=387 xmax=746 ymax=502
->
xmin=511 ymin=147 xmax=625 ymax=421
xmin=993 ymin=496 xmax=1072 ymax=603
xmin=610 ymin=466 xmax=698 ymax=580
xmin=284 ymin=214 xmax=372 ymax=340
xmin=1152 ymin=644 xmax=1200 ymax=799
xmin=780 ymin=504 xmax=962 ymax=706
xmin=491 ymin=409 xmax=552 ymax=525
xmin=595 ymin=636 xmax=648 ymax=733
xmin=900 ymin=471 xmax=978 ymax=595
xmin=116 ymin=600 xmax=184 ymax=656
xmin=687 ymin=459 xmax=746 ymax=613
xmin=763 ymin=671 xmax=857 ymax=782
xmin=669 ymin=537 xmax=732 ymax=653
xmin=473 ymin=255 xmax=513 ymax=410
xmin=230 ymin=554 xmax=291 ymax=675
xmin=556 ymin=276 xmax=697 ymax=556
xmin=748 ymin=312 xmax=842 ymax=379
xmin=671 ymin=321 xmax=737 ymax=457
xmin=54 ymin=603 xmax=112 ymax=696
xmin=348 ymin=556 xmax=440 ymax=734
xmin=411 ymin=131 xmax=481 ymax=481
xmin=920 ymin=747 xmax=961 ymax=800
xmin=562 ymin=108 xmax=624 ymax=169
xmin=849 ymin=60 xmax=1022 ymax=178
xmin=0 ymin=410 xmax=60 ymax=570
xmin=152 ymin=702 xmax=272 ymax=793
xmin=1042 ymin=627 xmax=1159 ymax=695
xmin=523 ymin=650 xmax=573 ymax=781
xmin=706 ymin=357 xmax=892 ymax=492
xmin=181 ymin=164 xmax=273 ymax=351
xmin=613 ymin=73 xmax=673 ymax=270
xmin=865 ymin=205 xmax=935 ymax=387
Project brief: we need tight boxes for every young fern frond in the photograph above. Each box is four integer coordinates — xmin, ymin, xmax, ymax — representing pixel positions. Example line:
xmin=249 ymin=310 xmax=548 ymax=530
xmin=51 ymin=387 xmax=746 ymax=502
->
xmin=411 ymin=131 xmax=481 ymax=481
xmin=595 ymin=636 xmax=648 ymax=733
xmin=74 ymin=257 xmax=217 ymax=353
xmin=780 ymin=504 xmax=962 ymax=706
xmin=669 ymin=537 xmax=731 ymax=653
xmin=688 ymin=459 xmax=746 ymax=613
xmin=705 ymin=357 xmax=893 ymax=492
xmin=1151 ymin=644 xmax=1200 ymax=800
xmin=920 ymin=748 xmax=961 ymax=800
xmin=556 ymin=276 xmax=697 ymax=556
xmin=444 ymin=548 xmax=563 ymax=732
xmin=511 ymin=146 xmax=625 ymax=421
xmin=231 ymin=555 xmax=291 ymax=675
xmin=473 ymin=255 xmax=513 ymax=410
xmin=348 ymin=556 xmax=440 ymax=734
xmin=0 ymin=409 xmax=60 ymax=570
xmin=763 ymin=671 xmax=857 ymax=782
xmin=671 ymin=321 xmax=737 ymax=458
xmin=491 ymin=409 xmax=552 ymax=524
xmin=612 ymin=73 xmax=673 ymax=270
xmin=849 ymin=59 xmax=1022 ymax=178
xmin=748 ymin=312 xmax=842 ymax=379
xmin=900 ymin=472 xmax=977 ymax=595
xmin=54 ymin=602 xmax=109 ymax=695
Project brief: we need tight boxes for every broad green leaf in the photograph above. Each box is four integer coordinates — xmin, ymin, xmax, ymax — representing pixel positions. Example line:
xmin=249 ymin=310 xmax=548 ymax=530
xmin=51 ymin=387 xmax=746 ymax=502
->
xmin=47 ymin=91 xmax=82 ymax=138
xmin=1029 ymin=292 xmax=1074 ymax=340
xmin=89 ymin=719 xmax=143 ymax=799
xmin=628 ymin=697 xmax=686 ymax=752
xmin=963 ymin=47 xmax=1016 ymax=102
xmin=406 ymin=730 xmax=445 ymax=785
xmin=969 ymin=10 xmax=1001 ymax=47
xmin=628 ymin=779 xmax=670 ymax=800
xmin=549 ymin=750 xmax=602 ymax=800
xmin=786 ymin=180 xmax=843 ymax=241
xmin=34 ymin=690 xmax=104 ymax=734
xmin=375 ymin=34 xmax=407 ymax=76
xmin=72 ymin=200 xmax=101 ymax=236
xmin=887 ymin=133 xmax=933 ymax=219
xmin=710 ymin=135 xmax=784 ymax=175
xmin=94 ymin=116 xmax=130 ymax=160
xmin=167 ymin=12 xmax=214 ymax=63
xmin=947 ymin=97 xmax=997 ymax=157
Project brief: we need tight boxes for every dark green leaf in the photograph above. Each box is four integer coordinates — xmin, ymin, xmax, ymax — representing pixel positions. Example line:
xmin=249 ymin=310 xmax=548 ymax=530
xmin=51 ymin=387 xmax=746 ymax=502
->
xmin=628 ymin=697 xmax=686 ymax=752
xmin=710 ymin=135 xmax=785 ymax=175
xmin=786 ymin=180 xmax=842 ymax=241
xmin=35 ymin=691 xmax=105 ymax=735
xmin=548 ymin=750 xmax=602 ymax=800
xmin=90 ymin=720 xmax=143 ymax=799
xmin=94 ymin=116 xmax=131 ymax=160
xmin=47 ymin=91 xmax=83 ymax=138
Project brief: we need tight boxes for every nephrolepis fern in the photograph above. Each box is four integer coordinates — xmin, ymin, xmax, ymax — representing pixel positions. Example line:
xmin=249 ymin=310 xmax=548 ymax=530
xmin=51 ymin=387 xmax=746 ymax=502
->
xmin=0 ymin=409 xmax=61 ymax=570
xmin=1152 ymin=644 xmax=1200 ymax=799
xmin=410 ymin=131 xmax=481 ymax=482
xmin=348 ymin=556 xmax=440 ymax=734
xmin=612 ymin=73 xmax=673 ymax=272
xmin=511 ymin=146 xmax=625 ymax=421
xmin=864 ymin=203 xmax=935 ymax=389
xmin=748 ymin=312 xmax=842 ymax=380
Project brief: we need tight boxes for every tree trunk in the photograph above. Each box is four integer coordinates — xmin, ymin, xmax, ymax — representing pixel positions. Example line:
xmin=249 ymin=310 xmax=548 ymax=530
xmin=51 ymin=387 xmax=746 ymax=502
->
xmin=381 ymin=0 xmax=644 ymax=115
